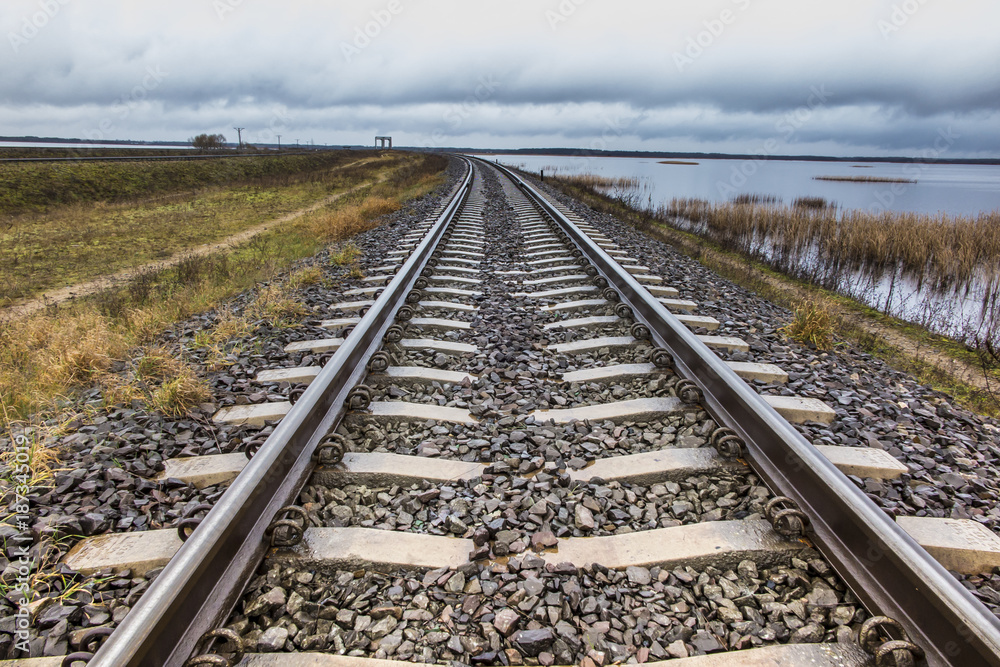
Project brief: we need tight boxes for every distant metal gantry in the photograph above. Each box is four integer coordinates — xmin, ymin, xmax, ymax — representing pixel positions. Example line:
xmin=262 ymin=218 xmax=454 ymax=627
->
xmin=375 ymin=136 xmax=392 ymax=149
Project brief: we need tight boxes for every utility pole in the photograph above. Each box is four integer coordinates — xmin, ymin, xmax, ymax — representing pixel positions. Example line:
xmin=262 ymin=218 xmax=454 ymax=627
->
xmin=276 ymin=135 xmax=281 ymax=152
xmin=234 ymin=127 xmax=245 ymax=151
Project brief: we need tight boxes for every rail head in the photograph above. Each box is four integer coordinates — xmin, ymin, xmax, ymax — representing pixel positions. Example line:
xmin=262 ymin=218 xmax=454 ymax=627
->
xmin=482 ymin=157 xmax=1000 ymax=667
xmin=90 ymin=157 xmax=474 ymax=667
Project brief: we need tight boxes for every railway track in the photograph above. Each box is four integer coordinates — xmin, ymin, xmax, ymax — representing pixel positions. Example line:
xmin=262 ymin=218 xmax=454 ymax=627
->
xmin=41 ymin=156 xmax=1000 ymax=666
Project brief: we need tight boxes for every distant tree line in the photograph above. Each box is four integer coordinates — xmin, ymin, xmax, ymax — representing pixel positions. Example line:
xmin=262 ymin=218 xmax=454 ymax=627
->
xmin=190 ymin=133 xmax=227 ymax=150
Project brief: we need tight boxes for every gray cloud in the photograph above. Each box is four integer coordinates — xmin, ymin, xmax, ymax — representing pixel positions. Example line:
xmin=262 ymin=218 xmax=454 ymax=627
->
xmin=1 ymin=0 xmax=999 ymax=156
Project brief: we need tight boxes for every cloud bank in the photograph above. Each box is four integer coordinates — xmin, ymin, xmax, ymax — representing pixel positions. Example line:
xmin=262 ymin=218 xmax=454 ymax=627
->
xmin=2 ymin=0 xmax=998 ymax=157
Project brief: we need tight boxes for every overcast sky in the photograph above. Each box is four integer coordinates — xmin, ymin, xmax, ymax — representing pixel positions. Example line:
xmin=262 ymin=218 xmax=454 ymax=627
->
xmin=2 ymin=0 xmax=999 ymax=157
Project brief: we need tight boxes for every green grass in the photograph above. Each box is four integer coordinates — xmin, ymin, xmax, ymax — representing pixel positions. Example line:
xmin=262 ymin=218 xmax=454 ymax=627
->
xmin=0 ymin=151 xmax=372 ymax=213
xmin=0 ymin=153 xmax=400 ymax=302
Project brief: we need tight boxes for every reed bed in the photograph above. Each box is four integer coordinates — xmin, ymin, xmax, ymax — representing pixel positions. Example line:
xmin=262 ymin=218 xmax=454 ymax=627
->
xmin=565 ymin=176 xmax=1000 ymax=301
xmin=793 ymin=197 xmax=831 ymax=209
xmin=583 ymin=175 xmax=1000 ymax=342
xmin=663 ymin=202 xmax=1000 ymax=295
xmin=556 ymin=173 xmax=644 ymax=190
xmin=732 ymin=193 xmax=781 ymax=205
xmin=814 ymin=176 xmax=916 ymax=184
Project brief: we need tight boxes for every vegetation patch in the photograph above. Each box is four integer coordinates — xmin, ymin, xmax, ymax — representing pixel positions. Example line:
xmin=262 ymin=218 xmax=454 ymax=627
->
xmin=100 ymin=346 xmax=211 ymax=417
xmin=650 ymin=196 xmax=1000 ymax=334
xmin=543 ymin=172 xmax=1000 ymax=417
xmin=0 ymin=153 xmax=406 ymax=303
xmin=793 ymin=197 xmax=832 ymax=209
xmin=548 ymin=173 xmax=643 ymax=190
xmin=780 ymin=300 xmax=834 ymax=349
xmin=731 ymin=193 xmax=780 ymax=205
xmin=0 ymin=151 xmax=371 ymax=214
xmin=814 ymin=175 xmax=916 ymax=184
xmin=330 ymin=242 xmax=362 ymax=266
xmin=0 ymin=418 xmax=64 ymax=488
xmin=0 ymin=152 xmax=448 ymax=420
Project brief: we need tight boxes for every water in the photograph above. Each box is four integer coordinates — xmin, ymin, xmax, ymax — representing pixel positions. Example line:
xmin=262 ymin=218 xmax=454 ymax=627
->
xmin=485 ymin=153 xmax=1000 ymax=342
xmin=487 ymin=154 xmax=1000 ymax=217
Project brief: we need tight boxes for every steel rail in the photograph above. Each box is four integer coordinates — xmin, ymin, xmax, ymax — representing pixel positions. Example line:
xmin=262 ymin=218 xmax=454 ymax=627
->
xmin=485 ymin=158 xmax=1000 ymax=667
xmin=90 ymin=158 xmax=474 ymax=667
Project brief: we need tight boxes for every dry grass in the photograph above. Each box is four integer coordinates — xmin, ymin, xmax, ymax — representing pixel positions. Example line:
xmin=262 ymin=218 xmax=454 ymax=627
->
xmin=654 ymin=198 xmax=1000 ymax=301
xmin=780 ymin=300 xmax=834 ymax=349
xmin=190 ymin=307 xmax=257 ymax=371
xmin=147 ymin=371 xmax=211 ymax=417
xmin=658 ymin=198 xmax=712 ymax=223
xmin=308 ymin=196 xmax=401 ymax=241
xmin=0 ymin=311 xmax=128 ymax=415
xmin=0 ymin=418 xmax=65 ymax=488
xmin=814 ymin=176 xmax=916 ymax=184
xmin=288 ymin=266 xmax=322 ymax=288
xmin=557 ymin=174 xmax=644 ymax=189
xmin=330 ymin=243 xmax=362 ymax=266
xmin=99 ymin=345 xmax=210 ymax=416
xmin=732 ymin=193 xmax=781 ymax=205
xmin=209 ymin=306 xmax=256 ymax=341
xmin=0 ymin=515 xmax=113 ymax=605
xmin=246 ymin=284 xmax=309 ymax=327
xmin=794 ymin=197 xmax=832 ymax=209
xmin=0 ymin=152 xmax=448 ymax=420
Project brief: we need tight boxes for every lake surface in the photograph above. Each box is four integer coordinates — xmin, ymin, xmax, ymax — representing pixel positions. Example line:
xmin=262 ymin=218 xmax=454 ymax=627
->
xmin=483 ymin=152 xmax=1000 ymax=342
xmin=485 ymin=154 xmax=1000 ymax=217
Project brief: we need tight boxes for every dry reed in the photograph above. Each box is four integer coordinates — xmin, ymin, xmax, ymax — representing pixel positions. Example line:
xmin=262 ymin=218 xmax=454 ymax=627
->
xmin=557 ymin=174 xmax=644 ymax=190
xmin=814 ymin=176 xmax=916 ymax=184
xmin=661 ymin=201 xmax=1000 ymax=299
xmin=780 ymin=301 xmax=834 ymax=349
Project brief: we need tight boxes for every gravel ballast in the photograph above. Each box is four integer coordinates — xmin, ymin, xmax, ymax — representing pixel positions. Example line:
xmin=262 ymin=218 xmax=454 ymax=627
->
xmin=5 ymin=155 xmax=1000 ymax=660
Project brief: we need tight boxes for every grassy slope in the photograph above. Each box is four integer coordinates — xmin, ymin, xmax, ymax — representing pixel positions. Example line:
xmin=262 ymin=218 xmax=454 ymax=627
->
xmin=0 ymin=153 xmax=392 ymax=302
xmin=0 ymin=152 xmax=448 ymax=419
xmin=0 ymin=151 xmax=368 ymax=213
